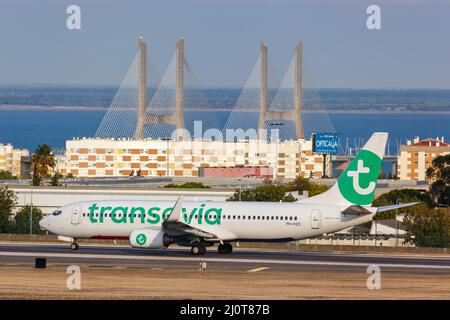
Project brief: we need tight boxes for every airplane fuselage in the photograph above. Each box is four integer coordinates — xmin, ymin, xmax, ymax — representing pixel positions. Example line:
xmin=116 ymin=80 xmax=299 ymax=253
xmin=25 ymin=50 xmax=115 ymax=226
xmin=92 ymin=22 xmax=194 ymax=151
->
xmin=41 ymin=199 xmax=375 ymax=242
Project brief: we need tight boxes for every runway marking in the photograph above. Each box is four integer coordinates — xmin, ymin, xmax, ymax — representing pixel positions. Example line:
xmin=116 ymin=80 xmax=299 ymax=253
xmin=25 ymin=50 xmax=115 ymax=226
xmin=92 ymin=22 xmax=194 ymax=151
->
xmin=0 ymin=251 xmax=449 ymax=270
xmin=248 ymin=267 xmax=270 ymax=272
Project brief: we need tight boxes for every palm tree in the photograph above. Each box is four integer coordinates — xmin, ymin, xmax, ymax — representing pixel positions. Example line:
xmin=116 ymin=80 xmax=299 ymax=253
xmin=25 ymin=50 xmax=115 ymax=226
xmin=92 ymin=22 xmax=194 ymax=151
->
xmin=31 ymin=144 xmax=56 ymax=186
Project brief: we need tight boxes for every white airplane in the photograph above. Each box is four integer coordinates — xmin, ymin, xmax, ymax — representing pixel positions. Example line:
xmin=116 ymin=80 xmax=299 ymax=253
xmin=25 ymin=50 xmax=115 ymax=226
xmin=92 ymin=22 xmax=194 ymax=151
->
xmin=39 ymin=132 xmax=417 ymax=255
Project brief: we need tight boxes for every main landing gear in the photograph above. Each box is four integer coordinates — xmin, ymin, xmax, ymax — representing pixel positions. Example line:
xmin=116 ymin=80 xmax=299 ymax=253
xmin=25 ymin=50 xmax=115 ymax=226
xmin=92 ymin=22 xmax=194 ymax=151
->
xmin=218 ymin=243 xmax=232 ymax=254
xmin=191 ymin=243 xmax=206 ymax=255
xmin=190 ymin=241 xmax=229 ymax=255
xmin=70 ymin=242 xmax=79 ymax=250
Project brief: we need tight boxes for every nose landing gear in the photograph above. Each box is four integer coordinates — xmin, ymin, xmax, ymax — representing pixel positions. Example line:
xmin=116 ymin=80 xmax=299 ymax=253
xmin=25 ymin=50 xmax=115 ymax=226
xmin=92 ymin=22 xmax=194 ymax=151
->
xmin=70 ymin=242 xmax=79 ymax=250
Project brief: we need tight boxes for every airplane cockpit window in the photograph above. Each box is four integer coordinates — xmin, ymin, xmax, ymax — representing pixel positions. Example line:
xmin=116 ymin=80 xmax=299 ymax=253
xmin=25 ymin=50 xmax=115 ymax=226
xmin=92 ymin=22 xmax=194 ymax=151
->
xmin=52 ymin=210 xmax=62 ymax=216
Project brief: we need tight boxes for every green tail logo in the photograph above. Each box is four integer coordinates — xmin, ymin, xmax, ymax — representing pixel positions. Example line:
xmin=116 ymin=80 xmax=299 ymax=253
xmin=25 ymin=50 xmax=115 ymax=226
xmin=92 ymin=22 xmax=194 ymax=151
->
xmin=337 ymin=149 xmax=382 ymax=205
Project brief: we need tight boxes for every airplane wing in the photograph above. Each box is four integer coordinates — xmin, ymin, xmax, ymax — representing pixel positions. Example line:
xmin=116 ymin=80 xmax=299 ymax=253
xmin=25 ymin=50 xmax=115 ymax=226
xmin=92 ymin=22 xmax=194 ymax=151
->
xmin=162 ymin=196 xmax=237 ymax=241
xmin=375 ymin=202 xmax=420 ymax=213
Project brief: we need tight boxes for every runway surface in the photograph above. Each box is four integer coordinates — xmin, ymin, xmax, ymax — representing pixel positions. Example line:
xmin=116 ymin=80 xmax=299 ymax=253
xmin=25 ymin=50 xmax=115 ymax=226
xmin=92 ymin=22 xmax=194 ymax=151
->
xmin=0 ymin=243 xmax=449 ymax=275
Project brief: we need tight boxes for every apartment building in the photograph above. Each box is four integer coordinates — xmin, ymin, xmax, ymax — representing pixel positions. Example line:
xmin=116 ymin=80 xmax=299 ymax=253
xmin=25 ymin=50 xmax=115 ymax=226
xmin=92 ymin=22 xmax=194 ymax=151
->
xmin=63 ymin=138 xmax=324 ymax=179
xmin=0 ymin=143 xmax=30 ymax=178
xmin=397 ymin=137 xmax=450 ymax=180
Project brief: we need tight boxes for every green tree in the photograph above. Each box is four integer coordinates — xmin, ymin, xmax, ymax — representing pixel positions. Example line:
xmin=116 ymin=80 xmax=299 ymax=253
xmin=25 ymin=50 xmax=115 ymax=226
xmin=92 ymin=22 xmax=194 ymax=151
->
xmin=426 ymin=154 xmax=450 ymax=205
xmin=309 ymin=183 xmax=329 ymax=197
xmin=14 ymin=205 xmax=44 ymax=234
xmin=287 ymin=176 xmax=329 ymax=197
xmin=0 ymin=187 xmax=17 ymax=233
xmin=372 ymin=189 xmax=433 ymax=220
xmin=164 ymin=182 xmax=211 ymax=189
xmin=31 ymin=144 xmax=56 ymax=186
xmin=0 ymin=170 xmax=16 ymax=180
xmin=403 ymin=203 xmax=450 ymax=248
xmin=288 ymin=176 xmax=311 ymax=193
xmin=49 ymin=171 xmax=64 ymax=186
xmin=228 ymin=181 xmax=295 ymax=202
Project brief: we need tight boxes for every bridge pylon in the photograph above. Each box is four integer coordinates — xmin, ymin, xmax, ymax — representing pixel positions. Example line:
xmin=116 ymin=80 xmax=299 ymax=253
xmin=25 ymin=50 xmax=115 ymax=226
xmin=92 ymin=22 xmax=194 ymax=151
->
xmin=134 ymin=37 xmax=186 ymax=140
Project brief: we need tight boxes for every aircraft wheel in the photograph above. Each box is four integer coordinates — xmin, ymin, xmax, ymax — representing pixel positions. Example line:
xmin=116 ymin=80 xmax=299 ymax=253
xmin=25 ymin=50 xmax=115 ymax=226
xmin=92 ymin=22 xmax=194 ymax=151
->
xmin=70 ymin=242 xmax=79 ymax=250
xmin=191 ymin=244 xmax=205 ymax=255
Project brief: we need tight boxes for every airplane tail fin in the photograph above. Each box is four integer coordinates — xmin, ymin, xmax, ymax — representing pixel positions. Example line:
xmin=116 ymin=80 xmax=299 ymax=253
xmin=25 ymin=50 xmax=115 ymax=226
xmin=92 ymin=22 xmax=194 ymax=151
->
xmin=301 ymin=132 xmax=388 ymax=206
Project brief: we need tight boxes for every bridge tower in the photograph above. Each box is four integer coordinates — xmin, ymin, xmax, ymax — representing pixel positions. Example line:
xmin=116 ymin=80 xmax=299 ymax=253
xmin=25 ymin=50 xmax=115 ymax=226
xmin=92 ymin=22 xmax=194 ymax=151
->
xmin=135 ymin=37 xmax=148 ymax=140
xmin=134 ymin=37 xmax=186 ymax=140
xmin=263 ymin=42 xmax=304 ymax=139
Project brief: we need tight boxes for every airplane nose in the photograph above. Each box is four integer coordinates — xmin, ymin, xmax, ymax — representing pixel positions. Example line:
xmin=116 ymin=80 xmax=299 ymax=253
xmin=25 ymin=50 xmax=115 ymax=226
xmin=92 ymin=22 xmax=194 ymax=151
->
xmin=39 ymin=217 xmax=49 ymax=230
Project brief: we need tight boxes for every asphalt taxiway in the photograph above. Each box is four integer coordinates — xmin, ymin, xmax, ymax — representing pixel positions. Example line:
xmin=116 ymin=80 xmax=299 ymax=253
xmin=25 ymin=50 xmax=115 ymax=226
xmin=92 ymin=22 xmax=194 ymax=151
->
xmin=0 ymin=243 xmax=449 ymax=275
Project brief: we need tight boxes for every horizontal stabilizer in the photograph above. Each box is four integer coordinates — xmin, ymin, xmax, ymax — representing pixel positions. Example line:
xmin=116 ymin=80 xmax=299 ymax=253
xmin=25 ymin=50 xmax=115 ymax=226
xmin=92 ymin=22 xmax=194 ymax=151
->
xmin=376 ymin=202 xmax=420 ymax=213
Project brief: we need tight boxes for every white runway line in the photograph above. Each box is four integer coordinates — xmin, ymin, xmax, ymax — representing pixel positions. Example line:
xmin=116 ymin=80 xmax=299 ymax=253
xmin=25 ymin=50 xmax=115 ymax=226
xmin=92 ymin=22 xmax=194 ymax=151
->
xmin=247 ymin=267 xmax=270 ymax=272
xmin=0 ymin=251 xmax=449 ymax=270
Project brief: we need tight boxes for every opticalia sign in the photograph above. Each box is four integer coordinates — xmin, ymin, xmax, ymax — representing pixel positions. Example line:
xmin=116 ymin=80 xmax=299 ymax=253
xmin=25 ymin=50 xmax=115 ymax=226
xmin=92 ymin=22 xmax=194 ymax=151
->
xmin=312 ymin=133 xmax=339 ymax=155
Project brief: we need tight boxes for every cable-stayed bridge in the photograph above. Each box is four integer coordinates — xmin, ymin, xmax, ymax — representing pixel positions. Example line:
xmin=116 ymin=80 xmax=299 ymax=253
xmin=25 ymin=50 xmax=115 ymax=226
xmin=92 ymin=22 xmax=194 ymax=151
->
xmin=95 ymin=37 xmax=336 ymax=142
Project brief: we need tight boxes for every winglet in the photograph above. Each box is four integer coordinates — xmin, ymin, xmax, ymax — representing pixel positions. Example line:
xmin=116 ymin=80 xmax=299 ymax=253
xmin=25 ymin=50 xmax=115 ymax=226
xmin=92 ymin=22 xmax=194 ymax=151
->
xmin=166 ymin=196 xmax=183 ymax=222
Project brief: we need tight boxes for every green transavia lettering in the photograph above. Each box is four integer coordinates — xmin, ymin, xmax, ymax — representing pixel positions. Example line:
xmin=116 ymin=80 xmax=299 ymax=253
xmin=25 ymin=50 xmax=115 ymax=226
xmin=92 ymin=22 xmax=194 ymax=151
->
xmin=87 ymin=203 xmax=222 ymax=225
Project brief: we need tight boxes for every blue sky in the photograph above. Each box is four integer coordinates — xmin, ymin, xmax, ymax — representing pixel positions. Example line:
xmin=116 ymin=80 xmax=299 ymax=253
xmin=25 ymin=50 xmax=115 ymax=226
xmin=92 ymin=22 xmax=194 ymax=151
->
xmin=1 ymin=0 xmax=450 ymax=88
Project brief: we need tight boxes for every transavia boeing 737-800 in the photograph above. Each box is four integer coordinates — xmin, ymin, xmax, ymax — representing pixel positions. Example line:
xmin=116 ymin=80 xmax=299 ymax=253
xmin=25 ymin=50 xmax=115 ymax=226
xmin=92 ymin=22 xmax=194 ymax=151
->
xmin=39 ymin=132 xmax=417 ymax=255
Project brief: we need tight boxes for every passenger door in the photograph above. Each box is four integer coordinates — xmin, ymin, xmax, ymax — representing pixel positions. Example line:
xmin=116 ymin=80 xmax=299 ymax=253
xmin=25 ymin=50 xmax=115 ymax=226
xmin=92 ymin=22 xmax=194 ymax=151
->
xmin=310 ymin=209 xmax=321 ymax=229
xmin=71 ymin=206 xmax=82 ymax=225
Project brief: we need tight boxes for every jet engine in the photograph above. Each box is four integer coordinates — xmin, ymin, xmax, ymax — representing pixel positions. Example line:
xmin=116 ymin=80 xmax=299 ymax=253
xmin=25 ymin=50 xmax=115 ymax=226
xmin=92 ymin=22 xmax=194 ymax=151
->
xmin=129 ymin=229 xmax=174 ymax=249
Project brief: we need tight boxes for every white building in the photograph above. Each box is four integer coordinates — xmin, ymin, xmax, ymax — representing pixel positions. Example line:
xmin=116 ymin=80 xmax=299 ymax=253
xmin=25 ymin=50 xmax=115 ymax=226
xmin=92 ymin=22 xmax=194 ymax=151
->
xmin=397 ymin=137 xmax=450 ymax=180
xmin=0 ymin=143 xmax=29 ymax=178
xmin=62 ymin=138 xmax=326 ymax=179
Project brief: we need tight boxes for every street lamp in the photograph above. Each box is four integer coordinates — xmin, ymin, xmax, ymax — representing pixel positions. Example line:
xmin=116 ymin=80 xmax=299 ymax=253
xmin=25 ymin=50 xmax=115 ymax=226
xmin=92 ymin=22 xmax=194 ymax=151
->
xmin=238 ymin=178 xmax=242 ymax=201
xmin=30 ymin=173 xmax=34 ymax=236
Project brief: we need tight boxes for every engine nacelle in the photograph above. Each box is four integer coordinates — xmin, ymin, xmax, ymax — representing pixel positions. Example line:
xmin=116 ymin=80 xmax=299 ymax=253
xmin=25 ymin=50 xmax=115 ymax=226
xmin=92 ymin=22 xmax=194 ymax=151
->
xmin=129 ymin=229 xmax=173 ymax=249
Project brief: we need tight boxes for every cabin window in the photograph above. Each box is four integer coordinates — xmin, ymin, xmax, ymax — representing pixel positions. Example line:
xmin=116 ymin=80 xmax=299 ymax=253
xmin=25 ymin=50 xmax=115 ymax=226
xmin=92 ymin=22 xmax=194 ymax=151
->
xmin=280 ymin=216 xmax=283 ymax=220
xmin=237 ymin=215 xmax=240 ymax=219
xmin=242 ymin=216 xmax=246 ymax=220
xmin=233 ymin=215 xmax=236 ymax=219
xmin=257 ymin=216 xmax=260 ymax=220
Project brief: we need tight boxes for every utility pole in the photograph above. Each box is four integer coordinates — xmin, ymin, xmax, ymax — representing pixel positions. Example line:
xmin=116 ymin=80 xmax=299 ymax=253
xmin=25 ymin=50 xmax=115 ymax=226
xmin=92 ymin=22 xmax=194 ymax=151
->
xmin=238 ymin=178 xmax=242 ymax=201
xmin=30 ymin=173 xmax=33 ymax=236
